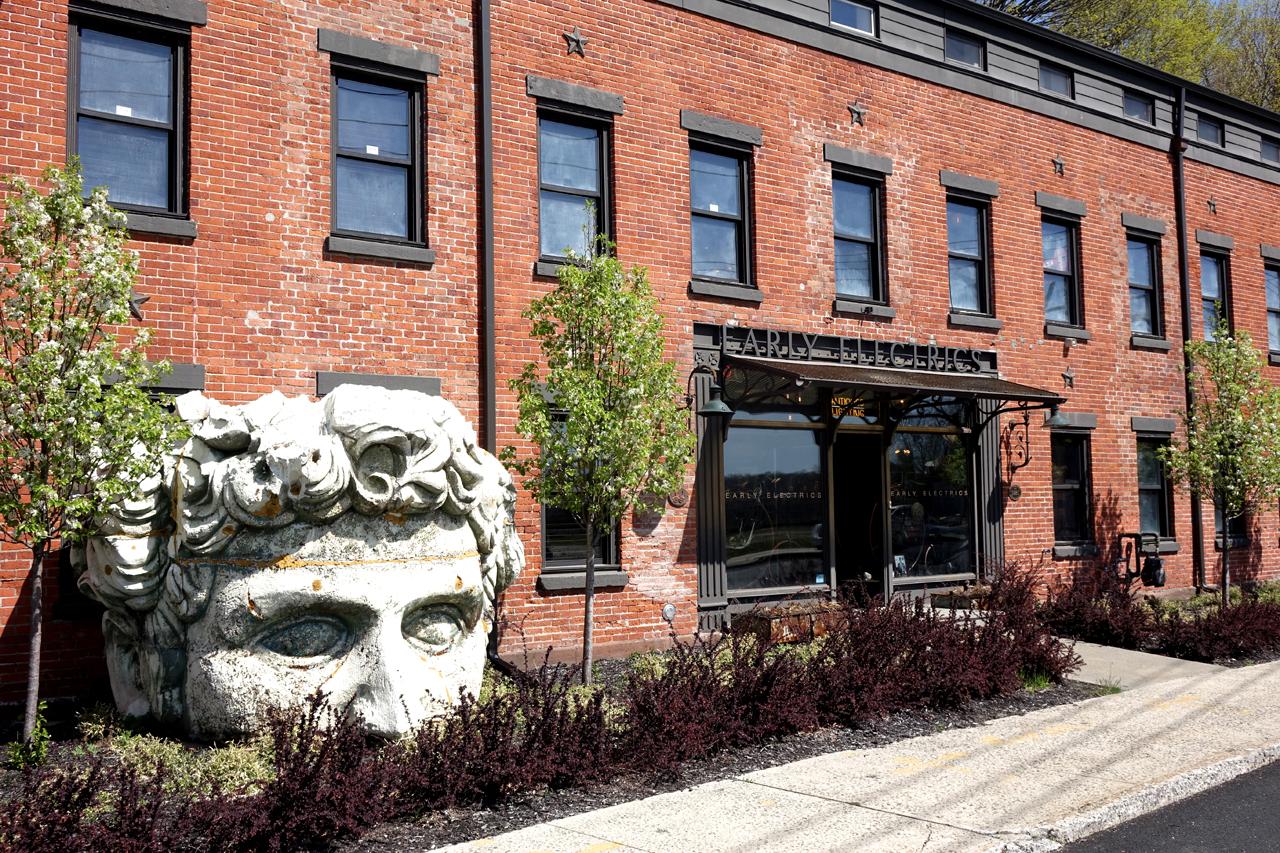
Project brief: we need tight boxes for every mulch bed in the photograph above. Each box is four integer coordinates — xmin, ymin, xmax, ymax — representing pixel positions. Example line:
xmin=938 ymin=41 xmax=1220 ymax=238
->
xmin=338 ymin=679 xmax=1100 ymax=852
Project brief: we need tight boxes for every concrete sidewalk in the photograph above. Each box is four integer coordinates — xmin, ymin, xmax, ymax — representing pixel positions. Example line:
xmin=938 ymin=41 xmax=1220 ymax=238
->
xmin=432 ymin=650 xmax=1280 ymax=853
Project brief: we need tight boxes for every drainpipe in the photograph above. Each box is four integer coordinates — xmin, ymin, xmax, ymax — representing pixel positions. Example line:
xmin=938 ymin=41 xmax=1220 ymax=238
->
xmin=1172 ymin=86 xmax=1206 ymax=590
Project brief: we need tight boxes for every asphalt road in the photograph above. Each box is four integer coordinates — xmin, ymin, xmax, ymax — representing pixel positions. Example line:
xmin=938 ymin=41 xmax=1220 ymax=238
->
xmin=1063 ymin=759 xmax=1280 ymax=852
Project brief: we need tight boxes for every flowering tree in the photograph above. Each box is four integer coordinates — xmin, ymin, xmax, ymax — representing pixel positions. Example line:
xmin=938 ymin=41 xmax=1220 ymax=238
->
xmin=1161 ymin=317 xmax=1280 ymax=608
xmin=0 ymin=164 xmax=183 ymax=743
xmin=504 ymin=241 xmax=693 ymax=684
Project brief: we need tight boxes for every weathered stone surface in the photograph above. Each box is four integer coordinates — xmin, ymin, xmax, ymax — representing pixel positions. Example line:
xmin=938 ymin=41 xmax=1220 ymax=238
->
xmin=78 ymin=385 xmax=524 ymax=740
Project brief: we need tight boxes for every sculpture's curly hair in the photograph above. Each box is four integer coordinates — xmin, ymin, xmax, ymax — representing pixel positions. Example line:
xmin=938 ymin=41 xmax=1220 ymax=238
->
xmin=76 ymin=384 xmax=524 ymax=723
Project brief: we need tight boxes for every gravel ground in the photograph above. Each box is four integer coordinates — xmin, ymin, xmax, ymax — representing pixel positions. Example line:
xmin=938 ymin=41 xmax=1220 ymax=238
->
xmin=339 ymin=679 xmax=1100 ymax=853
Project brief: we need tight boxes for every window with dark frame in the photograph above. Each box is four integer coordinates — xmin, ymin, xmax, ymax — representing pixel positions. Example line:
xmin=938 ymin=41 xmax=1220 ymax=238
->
xmin=831 ymin=0 xmax=876 ymax=35
xmin=1122 ymin=90 xmax=1155 ymax=124
xmin=1200 ymin=251 xmax=1229 ymax=340
xmin=69 ymin=16 xmax=185 ymax=214
xmin=946 ymin=196 xmax=991 ymax=315
xmin=1136 ymin=437 xmax=1173 ymax=540
xmin=538 ymin=114 xmax=608 ymax=260
xmin=1198 ymin=114 xmax=1224 ymax=146
xmin=1039 ymin=62 xmax=1073 ymax=98
xmin=1043 ymin=216 xmax=1082 ymax=327
xmin=1052 ymin=432 xmax=1092 ymax=544
xmin=331 ymin=71 xmax=422 ymax=243
xmin=541 ymin=504 xmax=619 ymax=570
xmin=1214 ymin=503 xmax=1248 ymax=546
xmin=1263 ymin=138 xmax=1280 ymax=164
xmin=832 ymin=172 xmax=885 ymax=302
xmin=1267 ymin=265 xmax=1280 ymax=353
xmin=1127 ymin=235 xmax=1162 ymax=337
xmin=690 ymin=142 xmax=751 ymax=285
xmin=944 ymin=29 xmax=985 ymax=68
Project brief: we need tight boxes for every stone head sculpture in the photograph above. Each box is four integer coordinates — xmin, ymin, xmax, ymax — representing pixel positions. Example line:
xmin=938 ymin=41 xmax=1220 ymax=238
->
xmin=76 ymin=385 xmax=524 ymax=740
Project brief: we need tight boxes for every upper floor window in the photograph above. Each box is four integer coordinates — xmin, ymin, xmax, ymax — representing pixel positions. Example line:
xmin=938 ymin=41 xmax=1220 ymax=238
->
xmin=333 ymin=75 xmax=421 ymax=242
xmin=944 ymin=30 xmax=984 ymax=69
xmin=1198 ymin=115 xmax=1224 ymax=146
xmin=1122 ymin=90 xmax=1154 ymax=124
xmin=539 ymin=115 xmax=608 ymax=260
xmin=1137 ymin=437 xmax=1173 ymax=540
xmin=833 ymin=173 xmax=884 ymax=301
xmin=1267 ymin=265 xmax=1280 ymax=353
xmin=831 ymin=0 xmax=875 ymax=35
xmin=1043 ymin=217 xmax=1082 ymax=327
xmin=1127 ymin=236 xmax=1162 ymax=337
xmin=70 ymin=21 xmax=185 ymax=214
xmin=1052 ymin=432 xmax=1092 ymax=544
xmin=1200 ymin=252 xmax=1229 ymax=340
xmin=1039 ymin=63 xmax=1073 ymax=98
xmin=946 ymin=198 xmax=991 ymax=315
xmin=690 ymin=144 xmax=751 ymax=284
xmin=1263 ymin=138 xmax=1280 ymax=164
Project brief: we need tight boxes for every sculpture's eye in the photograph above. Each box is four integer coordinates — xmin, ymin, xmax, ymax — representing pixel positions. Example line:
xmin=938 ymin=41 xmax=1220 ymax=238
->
xmin=257 ymin=617 xmax=349 ymax=659
xmin=403 ymin=606 xmax=467 ymax=654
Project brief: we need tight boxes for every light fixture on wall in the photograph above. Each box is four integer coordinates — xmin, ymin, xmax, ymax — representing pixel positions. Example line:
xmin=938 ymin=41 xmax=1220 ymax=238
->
xmin=685 ymin=364 xmax=734 ymax=435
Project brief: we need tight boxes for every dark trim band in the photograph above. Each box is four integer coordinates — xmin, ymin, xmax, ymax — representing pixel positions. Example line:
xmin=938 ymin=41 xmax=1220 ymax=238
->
xmin=1035 ymin=191 xmax=1087 ymax=217
xmin=1047 ymin=411 xmax=1098 ymax=429
xmin=150 ymin=361 xmax=204 ymax=392
xmin=833 ymin=298 xmax=895 ymax=319
xmin=823 ymin=143 xmax=893 ymax=175
xmin=1122 ymin=212 xmax=1168 ymax=235
xmin=940 ymin=170 xmax=999 ymax=197
xmin=315 ymin=371 xmax=441 ymax=397
xmin=1044 ymin=322 xmax=1092 ymax=341
xmin=680 ymin=109 xmax=763 ymax=146
xmin=1131 ymin=416 xmax=1177 ymax=433
xmin=318 ymin=28 xmax=440 ymax=77
xmin=1262 ymin=244 xmax=1280 ymax=261
xmin=948 ymin=312 xmax=1004 ymax=331
xmin=326 ymin=235 xmax=435 ymax=265
xmin=689 ymin=279 xmax=765 ymax=302
xmin=1196 ymin=229 xmax=1235 ymax=251
xmin=125 ymin=212 xmax=197 ymax=239
xmin=526 ymin=75 xmax=624 ymax=114
xmin=79 ymin=0 xmax=207 ymax=26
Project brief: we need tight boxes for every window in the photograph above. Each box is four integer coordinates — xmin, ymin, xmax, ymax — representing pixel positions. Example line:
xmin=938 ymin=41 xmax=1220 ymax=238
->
xmin=1052 ymin=432 xmax=1092 ymax=544
xmin=1214 ymin=503 xmax=1248 ymax=547
xmin=944 ymin=30 xmax=985 ymax=68
xmin=1039 ymin=63 xmax=1073 ymax=98
xmin=69 ymin=19 xmax=185 ymax=214
xmin=1137 ymin=438 xmax=1173 ymax=539
xmin=831 ymin=0 xmax=875 ymax=34
xmin=332 ymin=74 xmax=421 ymax=242
xmin=539 ymin=115 xmax=607 ymax=260
xmin=1122 ymin=91 xmax=1154 ymax=124
xmin=542 ymin=505 xmax=619 ymax=569
xmin=1127 ymin=236 xmax=1162 ymax=336
xmin=946 ymin=198 xmax=991 ymax=314
xmin=1043 ymin=217 xmax=1082 ymax=327
xmin=833 ymin=173 xmax=884 ymax=301
xmin=1200 ymin=252 xmax=1229 ymax=340
xmin=690 ymin=144 xmax=751 ymax=284
xmin=1268 ymin=266 xmax=1280 ymax=353
xmin=1198 ymin=115 xmax=1224 ymax=146
xmin=1263 ymin=138 xmax=1280 ymax=164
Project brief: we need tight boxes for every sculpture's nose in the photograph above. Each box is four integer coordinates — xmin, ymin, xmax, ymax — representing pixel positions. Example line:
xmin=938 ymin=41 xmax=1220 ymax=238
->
xmin=347 ymin=626 xmax=427 ymax=740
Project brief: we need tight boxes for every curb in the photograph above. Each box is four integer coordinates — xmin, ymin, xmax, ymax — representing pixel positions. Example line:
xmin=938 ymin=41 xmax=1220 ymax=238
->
xmin=984 ymin=742 xmax=1280 ymax=852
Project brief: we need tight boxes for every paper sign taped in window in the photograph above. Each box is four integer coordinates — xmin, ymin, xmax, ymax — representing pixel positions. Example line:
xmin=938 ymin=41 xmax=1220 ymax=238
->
xmin=366 ymin=145 xmax=379 ymax=156
xmin=115 ymin=105 xmax=133 ymax=117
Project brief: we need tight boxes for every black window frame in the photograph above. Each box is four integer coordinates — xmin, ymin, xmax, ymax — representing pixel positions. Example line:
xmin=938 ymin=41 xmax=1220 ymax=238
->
xmin=67 ymin=9 xmax=188 ymax=217
xmin=689 ymin=136 xmax=753 ymax=287
xmin=1126 ymin=232 xmax=1164 ymax=339
xmin=945 ymin=192 xmax=994 ymax=317
xmin=328 ymin=61 xmax=425 ymax=246
xmin=1267 ymin=263 xmax=1280 ymax=354
xmin=1136 ymin=435 xmax=1174 ymax=541
xmin=1038 ymin=62 xmax=1074 ymax=98
xmin=1214 ymin=502 xmax=1249 ymax=549
xmin=831 ymin=168 xmax=887 ymax=304
xmin=1051 ymin=430 xmax=1093 ymax=546
xmin=540 ymin=502 xmax=621 ymax=572
xmin=1122 ymin=90 xmax=1155 ymax=125
xmin=944 ymin=29 xmax=985 ymax=70
xmin=830 ymin=0 xmax=877 ymax=36
xmin=1041 ymin=213 xmax=1084 ymax=329
xmin=1197 ymin=114 xmax=1225 ymax=147
xmin=536 ymin=108 xmax=611 ymax=264
xmin=1199 ymin=249 xmax=1231 ymax=340
xmin=1263 ymin=137 xmax=1280 ymax=165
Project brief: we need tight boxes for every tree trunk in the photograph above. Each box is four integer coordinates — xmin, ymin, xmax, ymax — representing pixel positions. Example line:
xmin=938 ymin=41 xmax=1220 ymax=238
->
xmin=581 ymin=516 xmax=595 ymax=686
xmin=23 ymin=542 xmax=47 ymax=743
xmin=1221 ymin=520 xmax=1232 ymax=609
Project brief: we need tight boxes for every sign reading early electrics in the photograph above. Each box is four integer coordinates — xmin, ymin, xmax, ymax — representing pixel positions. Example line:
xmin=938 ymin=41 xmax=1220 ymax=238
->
xmin=720 ymin=325 xmax=998 ymax=375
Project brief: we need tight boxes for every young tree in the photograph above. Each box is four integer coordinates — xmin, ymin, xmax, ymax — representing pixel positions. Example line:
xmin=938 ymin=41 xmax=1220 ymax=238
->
xmin=1161 ymin=318 xmax=1280 ymax=608
xmin=0 ymin=164 xmax=183 ymax=742
xmin=504 ymin=241 xmax=694 ymax=684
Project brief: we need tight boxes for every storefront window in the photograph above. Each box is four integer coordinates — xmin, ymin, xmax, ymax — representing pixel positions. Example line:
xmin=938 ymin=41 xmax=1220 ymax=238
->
xmin=723 ymin=426 xmax=825 ymax=591
xmin=889 ymin=431 xmax=972 ymax=578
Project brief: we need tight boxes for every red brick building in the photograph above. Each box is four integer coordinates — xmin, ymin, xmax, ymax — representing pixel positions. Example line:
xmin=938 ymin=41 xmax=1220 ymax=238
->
xmin=3 ymin=0 xmax=1280 ymax=700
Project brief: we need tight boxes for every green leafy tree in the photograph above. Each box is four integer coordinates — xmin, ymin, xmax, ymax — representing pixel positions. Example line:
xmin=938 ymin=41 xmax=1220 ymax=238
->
xmin=504 ymin=241 xmax=694 ymax=684
xmin=0 ymin=164 xmax=184 ymax=743
xmin=1160 ymin=318 xmax=1280 ymax=607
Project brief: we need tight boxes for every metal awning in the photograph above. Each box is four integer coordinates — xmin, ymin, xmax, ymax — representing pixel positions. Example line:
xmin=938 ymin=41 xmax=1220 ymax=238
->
xmin=725 ymin=355 xmax=1065 ymax=405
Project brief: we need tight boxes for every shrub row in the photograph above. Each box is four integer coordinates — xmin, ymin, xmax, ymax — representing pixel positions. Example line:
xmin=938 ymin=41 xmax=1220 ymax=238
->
xmin=1 ymin=578 xmax=1077 ymax=853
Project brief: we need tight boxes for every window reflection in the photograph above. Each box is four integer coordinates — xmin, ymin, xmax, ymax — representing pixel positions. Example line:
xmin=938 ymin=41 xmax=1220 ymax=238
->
xmin=889 ymin=431 xmax=972 ymax=577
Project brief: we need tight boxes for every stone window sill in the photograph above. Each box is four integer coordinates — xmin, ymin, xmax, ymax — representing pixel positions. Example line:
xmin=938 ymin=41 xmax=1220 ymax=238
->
xmin=833 ymin=298 xmax=896 ymax=320
xmin=1131 ymin=334 xmax=1172 ymax=352
xmin=1156 ymin=539 xmax=1180 ymax=555
xmin=537 ymin=569 xmax=629 ymax=593
xmin=1214 ymin=536 xmax=1249 ymax=552
xmin=688 ymin=279 xmax=763 ymax=303
xmin=1044 ymin=322 xmax=1092 ymax=342
xmin=534 ymin=258 xmax=568 ymax=278
xmin=948 ymin=311 xmax=1003 ymax=331
xmin=125 ymin=211 xmax=198 ymax=240
xmin=1052 ymin=543 xmax=1098 ymax=559
xmin=1269 ymin=352 xmax=1280 ymax=367
xmin=327 ymin=234 xmax=435 ymax=265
